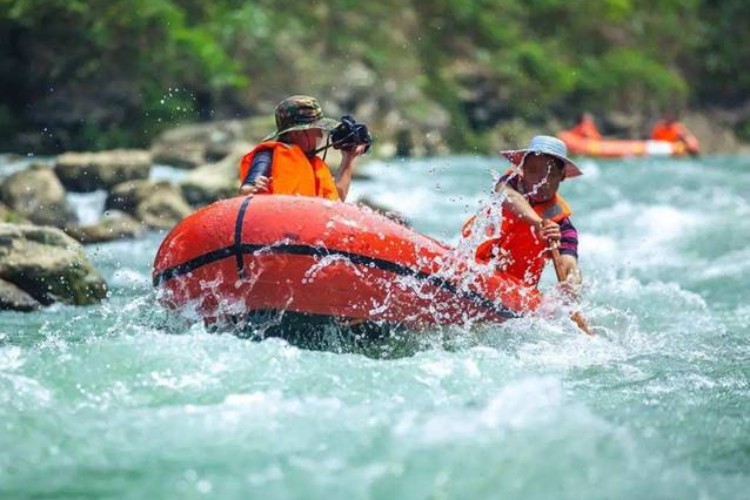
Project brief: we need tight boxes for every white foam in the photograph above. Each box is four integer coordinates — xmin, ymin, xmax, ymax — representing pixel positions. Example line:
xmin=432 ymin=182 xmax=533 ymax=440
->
xmin=150 ymin=164 xmax=190 ymax=182
xmin=0 ymin=346 xmax=25 ymax=371
xmin=480 ymin=376 xmax=563 ymax=428
xmin=67 ymin=189 xmax=107 ymax=225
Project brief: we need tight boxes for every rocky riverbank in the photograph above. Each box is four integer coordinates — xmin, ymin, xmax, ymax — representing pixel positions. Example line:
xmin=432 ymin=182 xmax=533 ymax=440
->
xmin=0 ymin=147 xmax=189 ymax=311
xmin=0 ymin=121 xmax=401 ymax=312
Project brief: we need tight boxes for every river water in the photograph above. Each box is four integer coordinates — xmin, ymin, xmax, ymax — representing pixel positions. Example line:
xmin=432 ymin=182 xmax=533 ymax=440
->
xmin=1 ymin=154 xmax=748 ymax=499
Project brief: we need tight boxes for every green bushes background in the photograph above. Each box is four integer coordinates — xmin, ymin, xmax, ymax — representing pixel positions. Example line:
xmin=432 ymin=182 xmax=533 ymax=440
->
xmin=0 ymin=0 xmax=747 ymax=151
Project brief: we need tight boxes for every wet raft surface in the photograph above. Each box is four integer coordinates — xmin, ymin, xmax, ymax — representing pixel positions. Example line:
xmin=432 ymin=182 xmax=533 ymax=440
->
xmin=152 ymin=195 xmax=538 ymax=334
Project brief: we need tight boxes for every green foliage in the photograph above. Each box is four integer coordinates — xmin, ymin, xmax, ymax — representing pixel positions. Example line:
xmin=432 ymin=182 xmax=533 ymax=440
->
xmin=0 ymin=0 xmax=747 ymax=152
xmin=578 ymin=49 xmax=688 ymax=110
xmin=693 ymin=0 xmax=750 ymax=104
xmin=0 ymin=105 xmax=16 ymax=137
xmin=736 ymin=119 xmax=750 ymax=143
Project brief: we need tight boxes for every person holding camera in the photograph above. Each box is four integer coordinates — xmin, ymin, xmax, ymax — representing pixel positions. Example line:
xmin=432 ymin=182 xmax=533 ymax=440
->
xmin=238 ymin=95 xmax=371 ymax=201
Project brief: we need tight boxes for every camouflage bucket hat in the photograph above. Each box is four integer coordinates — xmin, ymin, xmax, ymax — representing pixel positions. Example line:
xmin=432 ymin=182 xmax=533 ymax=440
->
xmin=263 ymin=95 xmax=339 ymax=141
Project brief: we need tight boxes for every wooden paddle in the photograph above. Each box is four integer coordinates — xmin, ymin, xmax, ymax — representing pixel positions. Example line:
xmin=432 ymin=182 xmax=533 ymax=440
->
xmin=549 ymin=247 xmax=594 ymax=336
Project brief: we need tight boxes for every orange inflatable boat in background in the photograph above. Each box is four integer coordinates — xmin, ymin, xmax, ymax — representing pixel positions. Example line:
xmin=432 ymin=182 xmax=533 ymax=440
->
xmin=152 ymin=195 xmax=540 ymax=340
xmin=558 ymin=130 xmax=690 ymax=158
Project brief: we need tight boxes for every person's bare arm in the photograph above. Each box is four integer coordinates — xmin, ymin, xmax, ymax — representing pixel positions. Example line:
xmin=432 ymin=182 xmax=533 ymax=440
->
xmin=559 ymin=253 xmax=581 ymax=285
xmin=335 ymin=145 xmax=366 ymax=201
xmin=557 ymin=253 xmax=582 ymax=299
xmin=495 ymin=182 xmax=541 ymax=225
xmin=494 ymin=182 xmax=560 ymax=243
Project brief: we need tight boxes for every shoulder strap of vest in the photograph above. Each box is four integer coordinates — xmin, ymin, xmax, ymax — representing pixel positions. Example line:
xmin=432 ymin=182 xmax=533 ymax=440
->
xmin=240 ymin=141 xmax=293 ymax=182
xmin=535 ymin=194 xmax=572 ymax=222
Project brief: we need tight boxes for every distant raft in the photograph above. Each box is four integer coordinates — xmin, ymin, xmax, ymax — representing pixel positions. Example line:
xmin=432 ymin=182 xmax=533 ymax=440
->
xmin=557 ymin=130 xmax=691 ymax=158
xmin=152 ymin=195 xmax=540 ymax=336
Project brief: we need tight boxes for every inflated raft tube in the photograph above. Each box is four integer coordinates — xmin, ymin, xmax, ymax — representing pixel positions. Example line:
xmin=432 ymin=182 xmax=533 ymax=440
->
xmin=558 ymin=131 xmax=687 ymax=158
xmin=152 ymin=195 xmax=540 ymax=333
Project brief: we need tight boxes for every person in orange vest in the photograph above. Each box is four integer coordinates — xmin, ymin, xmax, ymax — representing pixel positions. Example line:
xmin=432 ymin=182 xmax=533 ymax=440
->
xmin=650 ymin=112 xmax=700 ymax=155
xmin=463 ymin=135 xmax=584 ymax=294
xmin=238 ymin=95 xmax=369 ymax=201
xmin=567 ymin=112 xmax=602 ymax=140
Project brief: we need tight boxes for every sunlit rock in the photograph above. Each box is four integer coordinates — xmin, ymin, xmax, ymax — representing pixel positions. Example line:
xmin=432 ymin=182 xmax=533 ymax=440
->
xmin=105 ymin=180 xmax=192 ymax=230
xmin=54 ymin=149 xmax=152 ymax=192
xmin=0 ymin=203 xmax=30 ymax=224
xmin=151 ymin=117 xmax=273 ymax=169
xmin=152 ymin=140 xmax=206 ymax=170
xmin=681 ymin=111 xmax=743 ymax=154
xmin=0 ymin=164 xmax=77 ymax=227
xmin=64 ymin=211 xmax=144 ymax=244
xmin=0 ymin=223 xmax=107 ymax=306
xmin=180 ymin=143 xmax=248 ymax=206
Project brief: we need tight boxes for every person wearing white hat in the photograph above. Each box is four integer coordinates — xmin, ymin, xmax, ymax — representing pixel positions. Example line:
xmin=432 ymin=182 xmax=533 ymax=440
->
xmin=463 ymin=135 xmax=583 ymax=295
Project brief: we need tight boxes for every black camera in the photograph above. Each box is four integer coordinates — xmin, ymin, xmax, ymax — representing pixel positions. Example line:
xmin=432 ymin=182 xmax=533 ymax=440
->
xmin=330 ymin=115 xmax=372 ymax=154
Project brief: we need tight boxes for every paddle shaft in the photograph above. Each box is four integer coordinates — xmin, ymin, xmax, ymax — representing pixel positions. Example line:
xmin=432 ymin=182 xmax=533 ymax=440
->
xmin=549 ymin=247 xmax=594 ymax=336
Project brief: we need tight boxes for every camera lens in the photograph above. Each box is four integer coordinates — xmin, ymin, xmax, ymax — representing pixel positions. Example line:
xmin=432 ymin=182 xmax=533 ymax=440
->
xmin=331 ymin=115 xmax=371 ymax=152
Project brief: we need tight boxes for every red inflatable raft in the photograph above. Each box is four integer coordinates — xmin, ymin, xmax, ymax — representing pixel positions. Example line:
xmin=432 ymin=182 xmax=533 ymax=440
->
xmin=558 ymin=130 xmax=689 ymax=158
xmin=152 ymin=196 xmax=539 ymax=336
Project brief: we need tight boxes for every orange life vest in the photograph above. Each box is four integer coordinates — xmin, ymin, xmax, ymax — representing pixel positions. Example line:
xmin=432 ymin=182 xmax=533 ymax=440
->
xmin=239 ymin=141 xmax=340 ymax=201
xmin=568 ymin=118 xmax=602 ymax=140
xmin=650 ymin=121 xmax=699 ymax=154
xmin=650 ymin=121 xmax=686 ymax=142
xmin=463 ymin=194 xmax=572 ymax=287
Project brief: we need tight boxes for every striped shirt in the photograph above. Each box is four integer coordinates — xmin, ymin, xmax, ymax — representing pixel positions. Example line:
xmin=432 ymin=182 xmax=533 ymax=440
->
xmin=500 ymin=174 xmax=578 ymax=259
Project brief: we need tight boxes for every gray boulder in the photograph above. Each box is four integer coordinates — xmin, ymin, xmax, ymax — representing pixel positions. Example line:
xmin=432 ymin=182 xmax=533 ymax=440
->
xmin=681 ymin=111 xmax=742 ymax=155
xmin=64 ymin=211 xmax=144 ymax=244
xmin=0 ymin=223 xmax=107 ymax=306
xmin=0 ymin=278 xmax=41 ymax=312
xmin=54 ymin=149 xmax=152 ymax=192
xmin=0 ymin=164 xmax=77 ymax=227
xmin=105 ymin=180 xmax=192 ymax=230
xmin=151 ymin=116 xmax=274 ymax=169
xmin=180 ymin=143 xmax=249 ymax=206
xmin=152 ymin=140 xmax=206 ymax=170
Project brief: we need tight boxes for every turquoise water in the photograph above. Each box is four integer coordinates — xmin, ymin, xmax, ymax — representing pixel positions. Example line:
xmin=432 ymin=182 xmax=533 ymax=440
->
xmin=1 ymin=155 xmax=749 ymax=499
